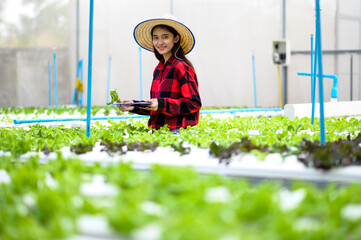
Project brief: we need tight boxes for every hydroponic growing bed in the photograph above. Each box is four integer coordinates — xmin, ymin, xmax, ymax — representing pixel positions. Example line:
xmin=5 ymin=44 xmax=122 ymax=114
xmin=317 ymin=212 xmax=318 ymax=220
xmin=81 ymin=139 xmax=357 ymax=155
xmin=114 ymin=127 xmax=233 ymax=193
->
xmin=1 ymin=106 xmax=361 ymax=240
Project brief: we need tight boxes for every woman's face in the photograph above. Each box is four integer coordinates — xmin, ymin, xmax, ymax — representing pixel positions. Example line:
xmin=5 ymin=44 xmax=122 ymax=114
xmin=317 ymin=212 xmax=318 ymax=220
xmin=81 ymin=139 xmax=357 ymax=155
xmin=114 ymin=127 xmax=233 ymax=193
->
xmin=152 ymin=26 xmax=179 ymax=61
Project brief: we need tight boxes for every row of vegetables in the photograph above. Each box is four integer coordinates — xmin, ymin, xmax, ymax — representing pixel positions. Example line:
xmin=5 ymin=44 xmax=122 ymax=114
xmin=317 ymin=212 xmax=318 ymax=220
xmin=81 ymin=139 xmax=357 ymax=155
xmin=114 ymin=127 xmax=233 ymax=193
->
xmin=1 ymin=108 xmax=361 ymax=169
xmin=1 ymin=106 xmax=361 ymax=239
xmin=1 ymin=155 xmax=361 ymax=240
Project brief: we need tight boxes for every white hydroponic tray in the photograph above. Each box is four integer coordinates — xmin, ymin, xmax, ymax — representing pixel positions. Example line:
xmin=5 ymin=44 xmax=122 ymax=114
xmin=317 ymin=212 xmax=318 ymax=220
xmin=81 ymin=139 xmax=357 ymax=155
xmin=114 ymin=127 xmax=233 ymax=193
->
xmin=9 ymin=141 xmax=361 ymax=185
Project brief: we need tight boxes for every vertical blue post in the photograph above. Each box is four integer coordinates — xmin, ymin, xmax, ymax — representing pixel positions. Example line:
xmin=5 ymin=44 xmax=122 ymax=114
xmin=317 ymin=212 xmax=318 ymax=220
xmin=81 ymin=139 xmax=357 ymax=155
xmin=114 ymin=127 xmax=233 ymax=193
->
xmin=48 ymin=61 xmax=51 ymax=107
xmin=310 ymin=34 xmax=316 ymax=125
xmin=312 ymin=37 xmax=318 ymax=125
xmin=139 ymin=47 xmax=143 ymax=100
xmin=106 ymin=56 xmax=112 ymax=104
xmin=72 ymin=59 xmax=83 ymax=105
xmin=86 ymin=0 xmax=94 ymax=137
xmin=53 ymin=49 xmax=58 ymax=111
xmin=79 ymin=60 xmax=83 ymax=107
xmin=252 ymin=51 xmax=257 ymax=108
xmin=315 ymin=0 xmax=326 ymax=145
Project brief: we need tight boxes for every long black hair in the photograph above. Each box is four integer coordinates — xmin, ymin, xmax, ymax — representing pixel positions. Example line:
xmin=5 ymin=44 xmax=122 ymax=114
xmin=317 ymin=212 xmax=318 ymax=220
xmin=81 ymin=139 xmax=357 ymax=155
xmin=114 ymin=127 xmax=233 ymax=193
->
xmin=151 ymin=24 xmax=194 ymax=70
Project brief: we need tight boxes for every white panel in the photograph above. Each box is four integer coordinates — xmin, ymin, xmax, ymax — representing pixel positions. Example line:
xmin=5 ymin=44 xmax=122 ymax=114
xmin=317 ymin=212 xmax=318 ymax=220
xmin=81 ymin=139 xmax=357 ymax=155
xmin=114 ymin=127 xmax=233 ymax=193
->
xmin=339 ymin=0 xmax=361 ymax=17
xmin=68 ymin=0 xmax=359 ymax=107
xmin=338 ymin=19 xmax=360 ymax=49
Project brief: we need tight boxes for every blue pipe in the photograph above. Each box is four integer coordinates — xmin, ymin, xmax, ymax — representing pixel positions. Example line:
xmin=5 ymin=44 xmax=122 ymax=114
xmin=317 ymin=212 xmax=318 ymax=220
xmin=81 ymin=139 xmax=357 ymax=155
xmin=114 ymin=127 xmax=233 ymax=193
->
xmin=72 ymin=60 xmax=82 ymax=105
xmin=297 ymin=72 xmax=338 ymax=100
xmin=53 ymin=52 xmax=58 ymax=111
xmin=79 ymin=60 xmax=83 ymax=107
xmin=48 ymin=61 xmax=51 ymax=107
xmin=72 ymin=61 xmax=80 ymax=105
xmin=139 ymin=47 xmax=143 ymax=100
xmin=329 ymin=76 xmax=338 ymax=100
xmin=106 ymin=56 xmax=112 ymax=104
xmin=200 ymin=108 xmax=282 ymax=115
xmin=310 ymin=35 xmax=313 ymax=94
xmin=86 ymin=0 xmax=94 ymax=137
xmin=13 ymin=108 xmax=283 ymax=124
xmin=312 ymin=34 xmax=318 ymax=125
xmin=252 ymin=52 xmax=257 ymax=108
xmin=315 ymin=0 xmax=326 ymax=145
xmin=72 ymin=89 xmax=78 ymax=105
xmin=72 ymin=82 xmax=78 ymax=105
xmin=310 ymin=34 xmax=316 ymax=124
xmin=14 ymin=115 xmax=148 ymax=124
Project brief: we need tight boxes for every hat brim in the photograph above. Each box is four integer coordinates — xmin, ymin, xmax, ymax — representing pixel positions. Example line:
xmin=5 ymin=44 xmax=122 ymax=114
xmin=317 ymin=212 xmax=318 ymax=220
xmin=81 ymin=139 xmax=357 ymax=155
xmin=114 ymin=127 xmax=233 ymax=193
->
xmin=133 ymin=18 xmax=195 ymax=55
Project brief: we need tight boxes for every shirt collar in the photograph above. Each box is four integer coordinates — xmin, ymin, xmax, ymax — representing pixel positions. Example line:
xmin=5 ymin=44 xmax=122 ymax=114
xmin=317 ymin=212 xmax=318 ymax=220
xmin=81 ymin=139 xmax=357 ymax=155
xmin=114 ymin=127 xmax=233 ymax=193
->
xmin=160 ymin=55 xmax=177 ymax=68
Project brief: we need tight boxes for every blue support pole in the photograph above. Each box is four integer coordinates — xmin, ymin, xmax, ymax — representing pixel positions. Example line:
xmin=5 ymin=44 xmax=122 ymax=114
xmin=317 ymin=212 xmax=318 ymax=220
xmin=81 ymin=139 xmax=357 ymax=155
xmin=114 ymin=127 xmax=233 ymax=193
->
xmin=53 ymin=50 xmax=58 ymax=111
xmin=310 ymin=34 xmax=316 ymax=124
xmin=312 ymin=35 xmax=318 ymax=125
xmin=252 ymin=51 xmax=258 ymax=108
xmin=86 ymin=0 xmax=94 ymax=137
xmin=106 ymin=56 xmax=112 ymax=104
xmin=315 ymin=0 xmax=326 ymax=145
xmin=72 ymin=89 xmax=78 ymax=105
xmin=139 ymin=47 xmax=143 ymax=100
xmin=79 ymin=60 xmax=83 ymax=107
xmin=48 ymin=61 xmax=51 ymax=107
xmin=72 ymin=59 xmax=84 ymax=105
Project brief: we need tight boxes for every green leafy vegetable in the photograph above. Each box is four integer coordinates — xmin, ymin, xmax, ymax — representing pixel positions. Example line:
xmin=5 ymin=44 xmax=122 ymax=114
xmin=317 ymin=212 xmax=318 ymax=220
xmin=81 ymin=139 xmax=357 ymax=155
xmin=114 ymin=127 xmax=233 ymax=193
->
xmin=100 ymin=138 xmax=127 ymax=155
xmin=209 ymin=138 xmax=269 ymax=163
xmin=107 ymin=89 xmax=120 ymax=105
xmin=70 ymin=143 xmax=94 ymax=154
xmin=2 ymin=107 xmax=361 ymax=170
xmin=1 ymin=153 xmax=361 ymax=239
xmin=171 ymin=141 xmax=191 ymax=155
xmin=42 ymin=146 xmax=53 ymax=156
xmin=297 ymin=133 xmax=361 ymax=170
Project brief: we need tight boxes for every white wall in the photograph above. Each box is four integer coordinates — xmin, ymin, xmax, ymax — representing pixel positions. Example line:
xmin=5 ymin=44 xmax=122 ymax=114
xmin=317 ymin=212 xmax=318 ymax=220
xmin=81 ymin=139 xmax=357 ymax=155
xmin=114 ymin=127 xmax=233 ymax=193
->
xmin=336 ymin=0 xmax=361 ymax=101
xmin=288 ymin=0 xmax=337 ymax=104
xmin=68 ymin=0 xmax=359 ymax=107
xmin=0 ymin=47 xmax=70 ymax=107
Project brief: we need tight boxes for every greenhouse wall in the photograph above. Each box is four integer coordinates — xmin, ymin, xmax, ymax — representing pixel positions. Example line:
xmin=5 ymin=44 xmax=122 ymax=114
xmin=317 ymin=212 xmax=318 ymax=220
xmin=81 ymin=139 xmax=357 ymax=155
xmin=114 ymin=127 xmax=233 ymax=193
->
xmin=0 ymin=47 xmax=70 ymax=107
xmin=68 ymin=0 xmax=361 ymax=108
xmin=1 ymin=1 xmax=360 ymax=108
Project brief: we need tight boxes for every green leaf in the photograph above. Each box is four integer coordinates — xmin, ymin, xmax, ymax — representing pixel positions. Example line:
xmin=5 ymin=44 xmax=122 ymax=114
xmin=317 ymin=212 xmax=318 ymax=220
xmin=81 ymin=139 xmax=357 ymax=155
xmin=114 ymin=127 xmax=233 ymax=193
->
xmin=106 ymin=89 xmax=120 ymax=105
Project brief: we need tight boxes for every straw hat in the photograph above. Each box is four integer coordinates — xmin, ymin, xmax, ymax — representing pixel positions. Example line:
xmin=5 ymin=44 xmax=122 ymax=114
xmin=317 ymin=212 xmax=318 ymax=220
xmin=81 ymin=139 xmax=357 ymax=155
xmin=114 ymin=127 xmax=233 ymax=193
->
xmin=133 ymin=14 xmax=195 ymax=55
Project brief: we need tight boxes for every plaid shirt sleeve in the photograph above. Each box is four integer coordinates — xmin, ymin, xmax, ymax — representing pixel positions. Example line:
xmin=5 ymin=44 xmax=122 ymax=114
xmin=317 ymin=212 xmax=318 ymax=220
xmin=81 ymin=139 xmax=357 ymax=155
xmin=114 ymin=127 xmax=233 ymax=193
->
xmin=156 ymin=61 xmax=201 ymax=116
xmin=131 ymin=56 xmax=201 ymax=130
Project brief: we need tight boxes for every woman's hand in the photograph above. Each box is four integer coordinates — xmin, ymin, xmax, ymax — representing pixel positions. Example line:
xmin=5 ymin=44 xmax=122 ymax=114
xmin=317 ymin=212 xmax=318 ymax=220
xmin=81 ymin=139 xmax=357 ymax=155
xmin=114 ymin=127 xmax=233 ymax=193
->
xmin=143 ymin=98 xmax=158 ymax=111
xmin=117 ymin=100 xmax=135 ymax=112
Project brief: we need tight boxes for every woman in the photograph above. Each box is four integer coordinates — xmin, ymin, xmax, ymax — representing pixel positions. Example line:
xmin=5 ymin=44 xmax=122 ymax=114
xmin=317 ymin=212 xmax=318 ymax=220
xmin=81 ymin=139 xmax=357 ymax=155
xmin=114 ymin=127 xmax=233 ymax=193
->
xmin=118 ymin=15 xmax=202 ymax=133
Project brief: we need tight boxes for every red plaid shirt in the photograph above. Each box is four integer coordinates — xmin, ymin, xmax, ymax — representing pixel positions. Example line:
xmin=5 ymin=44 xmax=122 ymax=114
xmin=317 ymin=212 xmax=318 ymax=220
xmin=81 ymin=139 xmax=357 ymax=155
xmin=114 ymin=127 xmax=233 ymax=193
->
xmin=131 ymin=55 xmax=201 ymax=129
